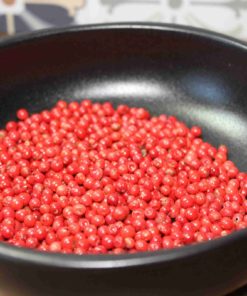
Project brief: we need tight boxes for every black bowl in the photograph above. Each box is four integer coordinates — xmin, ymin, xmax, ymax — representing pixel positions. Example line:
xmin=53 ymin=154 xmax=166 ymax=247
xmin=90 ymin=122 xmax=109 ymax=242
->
xmin=0 ymin=23 xmax=246 ymax=296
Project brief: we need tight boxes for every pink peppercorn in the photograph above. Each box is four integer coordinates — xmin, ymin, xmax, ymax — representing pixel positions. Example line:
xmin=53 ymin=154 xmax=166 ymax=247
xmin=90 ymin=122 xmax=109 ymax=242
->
xmin=0 ymin=99 xmax=245 ymax=255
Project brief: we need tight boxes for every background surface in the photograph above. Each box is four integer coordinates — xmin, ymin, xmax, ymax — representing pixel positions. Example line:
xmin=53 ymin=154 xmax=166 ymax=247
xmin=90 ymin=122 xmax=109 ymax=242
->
xmin=0 ymin=0 xmax=247 ymax=40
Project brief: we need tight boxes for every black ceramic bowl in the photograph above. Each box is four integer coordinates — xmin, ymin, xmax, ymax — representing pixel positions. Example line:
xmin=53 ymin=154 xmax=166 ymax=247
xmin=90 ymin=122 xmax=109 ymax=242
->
xmin=0 ymin=24 xmax=246 ymax=296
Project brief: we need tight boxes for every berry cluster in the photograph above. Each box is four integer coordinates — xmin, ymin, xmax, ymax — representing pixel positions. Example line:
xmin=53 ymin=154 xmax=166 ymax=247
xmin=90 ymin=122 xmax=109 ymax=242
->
xmin=0 ymin=100 xmax=246 ymax=254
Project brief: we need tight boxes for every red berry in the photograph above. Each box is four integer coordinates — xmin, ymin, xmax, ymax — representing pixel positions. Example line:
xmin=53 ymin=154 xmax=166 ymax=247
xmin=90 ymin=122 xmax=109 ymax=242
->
xmin=0 ymin=99 xmax=245 ymax=255
xmin=17 ymin=109 xmax=29 ymax=121
xmin=120 ymin=225 xmax=135 ymax=238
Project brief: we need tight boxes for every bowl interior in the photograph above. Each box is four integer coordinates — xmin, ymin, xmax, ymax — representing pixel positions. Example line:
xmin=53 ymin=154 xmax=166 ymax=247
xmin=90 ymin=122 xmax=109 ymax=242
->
xmin=0 ymin=25 xmax=247 ymax=171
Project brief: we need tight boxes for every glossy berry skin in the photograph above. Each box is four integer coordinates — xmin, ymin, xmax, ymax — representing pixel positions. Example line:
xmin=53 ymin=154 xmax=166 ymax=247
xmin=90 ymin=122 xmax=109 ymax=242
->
xmin=0 ymin=100 xmax=245 ymax=255
xmin=16 ymin=109 xmax=29 ymax=121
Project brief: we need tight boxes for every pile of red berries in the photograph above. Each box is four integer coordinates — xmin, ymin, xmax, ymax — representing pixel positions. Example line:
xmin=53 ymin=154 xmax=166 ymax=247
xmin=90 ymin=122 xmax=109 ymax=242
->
xmin=0 ymin=100 xmax=246 ymax=254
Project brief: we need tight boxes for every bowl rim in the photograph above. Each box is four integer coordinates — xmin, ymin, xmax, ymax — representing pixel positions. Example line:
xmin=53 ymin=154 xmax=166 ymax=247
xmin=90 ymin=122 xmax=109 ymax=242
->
xmin=0 ymin=22 xmax=247 ymax=50
xmin=0 ymin=22 xmax=246 ymax=269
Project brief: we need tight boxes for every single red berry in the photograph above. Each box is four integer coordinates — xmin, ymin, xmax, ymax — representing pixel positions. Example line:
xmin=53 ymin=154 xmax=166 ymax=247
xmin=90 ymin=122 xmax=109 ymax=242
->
xmin=17 ymin=109 xmax=29 ymax=121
